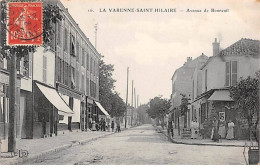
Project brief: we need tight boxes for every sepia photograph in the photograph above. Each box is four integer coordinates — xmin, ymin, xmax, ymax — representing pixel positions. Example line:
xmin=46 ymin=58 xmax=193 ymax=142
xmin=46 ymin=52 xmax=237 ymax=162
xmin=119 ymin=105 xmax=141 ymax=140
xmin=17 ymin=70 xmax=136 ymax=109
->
xmin=0 ymin=0 xmax=259 ymax=165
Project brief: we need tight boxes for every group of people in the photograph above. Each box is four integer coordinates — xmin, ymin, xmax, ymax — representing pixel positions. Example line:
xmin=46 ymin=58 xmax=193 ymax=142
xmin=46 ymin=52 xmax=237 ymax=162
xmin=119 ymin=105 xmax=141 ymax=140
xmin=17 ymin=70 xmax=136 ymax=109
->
xmin=89 ymin=118 xmax=107 ymax=131
xmin=111 ymin=120 xmax=121 ymax=132
xmin=88 ymin=118 xmax=121 ymax=133
xmin=211 ymin=117 xmax=235 ymax=141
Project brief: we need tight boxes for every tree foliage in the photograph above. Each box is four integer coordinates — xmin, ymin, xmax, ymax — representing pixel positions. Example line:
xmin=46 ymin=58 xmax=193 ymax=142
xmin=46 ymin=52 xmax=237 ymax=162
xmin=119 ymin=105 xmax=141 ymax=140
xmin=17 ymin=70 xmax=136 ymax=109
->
xmin=99 ymin=57 xmax=125 ymax=118
xmin=99 ymin=58 xmax=116 ymax=113
xmin=147 ymin=96 xmax=171 ymax=119
xmin=180 ymin=93 xmax=189 ymax=116
xmin=110 ymin=92 xmax=126 ymax=118
xmin=229 ymin=71 xmax=259 ymax=142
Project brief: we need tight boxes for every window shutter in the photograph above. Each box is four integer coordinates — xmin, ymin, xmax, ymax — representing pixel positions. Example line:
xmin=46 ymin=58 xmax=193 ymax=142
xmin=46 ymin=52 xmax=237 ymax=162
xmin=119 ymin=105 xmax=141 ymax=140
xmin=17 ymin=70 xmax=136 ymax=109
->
xmin=231 ymin=61 xmax=238 ymax=86
xmin=225 ymin=62 xmax=230 ymax=86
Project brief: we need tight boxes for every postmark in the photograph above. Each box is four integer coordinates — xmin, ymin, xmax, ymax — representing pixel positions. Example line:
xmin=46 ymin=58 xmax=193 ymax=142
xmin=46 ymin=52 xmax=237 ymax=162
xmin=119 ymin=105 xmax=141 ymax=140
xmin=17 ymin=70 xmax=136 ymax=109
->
xmin=7 ymin=2 xmax=43 ymax=46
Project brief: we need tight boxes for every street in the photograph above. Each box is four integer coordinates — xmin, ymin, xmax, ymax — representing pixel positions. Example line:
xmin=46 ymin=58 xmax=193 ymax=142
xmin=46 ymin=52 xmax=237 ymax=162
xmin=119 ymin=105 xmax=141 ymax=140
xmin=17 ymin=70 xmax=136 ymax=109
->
xmin=25 ymin=124 xmax=246 ymax=165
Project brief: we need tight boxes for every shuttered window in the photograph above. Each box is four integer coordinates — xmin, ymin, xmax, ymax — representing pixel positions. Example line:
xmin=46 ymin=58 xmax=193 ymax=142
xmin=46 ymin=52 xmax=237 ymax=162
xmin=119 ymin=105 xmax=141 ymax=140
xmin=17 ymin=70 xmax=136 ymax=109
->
xmin=225 ymin=60 xmax=238 ymax=86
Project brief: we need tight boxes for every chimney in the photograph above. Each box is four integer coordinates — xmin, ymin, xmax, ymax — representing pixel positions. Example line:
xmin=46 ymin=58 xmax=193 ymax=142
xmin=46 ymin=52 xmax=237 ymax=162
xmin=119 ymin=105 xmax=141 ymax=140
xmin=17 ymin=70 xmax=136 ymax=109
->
xmin=187 ymin=57 xmax=192 ymax=62
xmin=212 ymin=38 xmax=220 ymax=56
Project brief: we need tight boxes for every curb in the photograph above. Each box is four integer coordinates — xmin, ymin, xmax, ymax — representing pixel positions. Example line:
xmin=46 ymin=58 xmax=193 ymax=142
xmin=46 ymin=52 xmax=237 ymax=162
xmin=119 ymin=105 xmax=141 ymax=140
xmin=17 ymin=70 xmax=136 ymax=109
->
xmin=154 ymin=126 xmax=246 ymax=148
xmin=6 ymin=132 xmax=116 ymax=165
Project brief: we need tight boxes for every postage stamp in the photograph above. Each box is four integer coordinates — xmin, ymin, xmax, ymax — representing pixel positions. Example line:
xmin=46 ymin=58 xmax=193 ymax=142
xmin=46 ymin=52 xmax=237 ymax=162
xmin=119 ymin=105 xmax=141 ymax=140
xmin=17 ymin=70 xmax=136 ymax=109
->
xmin=7 ymin=2 xmax=43 ymax=46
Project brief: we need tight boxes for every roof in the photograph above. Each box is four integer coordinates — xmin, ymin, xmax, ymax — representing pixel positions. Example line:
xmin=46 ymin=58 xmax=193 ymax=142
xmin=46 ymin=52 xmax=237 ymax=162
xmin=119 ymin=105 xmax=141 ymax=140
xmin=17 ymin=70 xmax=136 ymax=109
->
xmin=219 ymin=38 xmax=260 ymax=57
xmin=201 ymin=38 xmax=260 ymax=70
xmin=171 ymin=53 xmax=208 ymax=80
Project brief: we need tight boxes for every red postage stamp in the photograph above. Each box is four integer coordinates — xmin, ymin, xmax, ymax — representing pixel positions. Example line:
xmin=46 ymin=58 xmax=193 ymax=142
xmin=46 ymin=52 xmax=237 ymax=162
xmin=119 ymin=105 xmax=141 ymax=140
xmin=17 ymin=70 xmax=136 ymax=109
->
xmin=7 ymin=2 xmax=43 ymax=46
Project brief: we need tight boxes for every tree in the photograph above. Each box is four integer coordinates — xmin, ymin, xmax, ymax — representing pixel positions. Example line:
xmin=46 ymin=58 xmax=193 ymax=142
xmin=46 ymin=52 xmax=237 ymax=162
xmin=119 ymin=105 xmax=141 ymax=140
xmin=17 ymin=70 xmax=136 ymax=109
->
xmin=99 ymin=57 xmax=116 ymax=113
xmin=136 ymin=104 xmax=151 ymax=124
xmin=147 ymin=96 xmax=171 ymax=128
xmin=110 ymin=92 xmax=126 ymax=118
xmin=180 ymin=93 xmax=189 ymax=116
xmin=229 ymin=71 xmax=259 ymax=145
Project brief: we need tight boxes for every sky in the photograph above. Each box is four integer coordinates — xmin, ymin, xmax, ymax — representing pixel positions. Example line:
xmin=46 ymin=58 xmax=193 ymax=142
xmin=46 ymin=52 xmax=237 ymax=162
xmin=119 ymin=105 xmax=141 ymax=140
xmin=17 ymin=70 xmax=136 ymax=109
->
xmin=61 ymin=0 xmax=260 ymax=105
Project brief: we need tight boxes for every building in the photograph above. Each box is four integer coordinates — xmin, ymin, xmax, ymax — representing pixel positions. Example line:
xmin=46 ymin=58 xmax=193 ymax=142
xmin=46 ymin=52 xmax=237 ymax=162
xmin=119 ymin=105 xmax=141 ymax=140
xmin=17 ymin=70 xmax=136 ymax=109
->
xmin=170 ymin=54 xmax=208 ymax=134
xmin=0 ymin=0 xmax=108 ymax=150
xmin=193 ymin=38 xmax=260 ymax=139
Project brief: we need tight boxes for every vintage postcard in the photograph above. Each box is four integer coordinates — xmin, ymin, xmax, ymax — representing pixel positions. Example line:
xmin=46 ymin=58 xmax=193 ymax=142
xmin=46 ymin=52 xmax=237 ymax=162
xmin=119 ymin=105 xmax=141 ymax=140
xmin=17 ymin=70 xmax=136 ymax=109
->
xmin=0 ymin=0 xmax=259 ymax=165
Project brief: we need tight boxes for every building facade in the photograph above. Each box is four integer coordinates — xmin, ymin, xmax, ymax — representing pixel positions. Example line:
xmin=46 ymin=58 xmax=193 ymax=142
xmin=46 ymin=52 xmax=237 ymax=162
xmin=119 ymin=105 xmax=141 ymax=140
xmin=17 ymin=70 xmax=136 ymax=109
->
xmin=0 ymin=0 xmax=105 ymax=151
xmin=193 ymin=38 xmax=260 ymax=139
xmin=170 ymin=54 xmax=208 ymax=133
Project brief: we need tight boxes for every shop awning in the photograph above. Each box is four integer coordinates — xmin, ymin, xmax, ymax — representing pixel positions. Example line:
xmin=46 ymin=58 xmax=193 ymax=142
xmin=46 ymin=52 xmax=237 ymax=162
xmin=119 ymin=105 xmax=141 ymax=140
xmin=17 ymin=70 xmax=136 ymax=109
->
xmin=36 ymin=83 xmax=74 ymax=114
xmin=94 ymin=101 xmax=110 ymax=116
xmin=208 ymin=90 xmax=233 ymax=101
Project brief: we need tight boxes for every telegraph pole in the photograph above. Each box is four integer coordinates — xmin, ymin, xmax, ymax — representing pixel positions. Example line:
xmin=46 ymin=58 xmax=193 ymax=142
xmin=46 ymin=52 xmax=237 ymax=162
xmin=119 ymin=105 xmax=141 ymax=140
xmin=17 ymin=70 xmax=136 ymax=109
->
xmin=131 ymin=80 xmax=134 ymax=126
xmin=8 ymin=49 xmax=17 ymax=152
xmin=125 ymin=67 xmax=129 ymax=128
xmin=137 ymin=95 xmax=139 ymax=108
xmin=134 ymin=88 xmax=136 ymax=108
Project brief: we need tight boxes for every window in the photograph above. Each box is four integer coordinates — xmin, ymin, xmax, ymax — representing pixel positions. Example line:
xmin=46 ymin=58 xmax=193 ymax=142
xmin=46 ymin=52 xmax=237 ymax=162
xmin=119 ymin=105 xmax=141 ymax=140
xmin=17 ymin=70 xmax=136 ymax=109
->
xmin=231 ymin=61 xmax=238 ymax=86
xmin=64 ymin=28 xmax=69 ymax=52
xmin=43 ymin=55 xmax=47 ymax=83
xmin=61 ymin=60 xmax=64 ymax=83
xmin=57 ymin=21 xmax=61 ymax=46
xmin=225 ymin=62 xmax=230 ymax=86
xmin=86 ymin=77 xmax=89 ymax=95
xmin=205 ymin=69 xmax=207 ymax=91
xmin=64 ymin=62 xmax=68 ymax=85
xmin=82 ymin=48 xmax=85 ymax=67
xmin=76 ymin=69 xmax=79 ymax=89
xmin=90 ymin=57 xmax=93 ymax=73
xmin=81 ymin=74 xmax=85 ymax=93
xmin=87 ymin=53 xmax=89 ymax=70
xmin=70 ymin=33 xmax=76 ymax=56
xmin=56 ymin=57 xmax=60 ymax=82
xmin=71 ymin=67 xmax=75 ymax=89
xmin=76 ymin=41 xmax=79 ymax=62
xmin=93 ymin=60 xmax=96 ymax=76
xmin=225 ymin=61 xmax=238 ymax=86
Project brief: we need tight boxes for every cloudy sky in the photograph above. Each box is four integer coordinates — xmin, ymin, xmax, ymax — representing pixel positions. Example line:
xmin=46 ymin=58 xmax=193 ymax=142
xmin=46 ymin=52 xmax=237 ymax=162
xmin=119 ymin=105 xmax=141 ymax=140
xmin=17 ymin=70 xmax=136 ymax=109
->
xmin=61 ymin=0 xmax=260 ymax=104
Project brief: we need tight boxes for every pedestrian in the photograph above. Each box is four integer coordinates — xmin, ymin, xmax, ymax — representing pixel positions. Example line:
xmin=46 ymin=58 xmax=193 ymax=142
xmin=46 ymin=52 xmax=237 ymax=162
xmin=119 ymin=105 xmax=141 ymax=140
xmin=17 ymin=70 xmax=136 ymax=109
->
xmin=226 ymin=120 xmax=235 ymax=140
xmin=102 ymin=119 xmax=106 ymax=131
xmin=211 ymin=117 xmax=219 ymax=142
xmin=218 ymin=119 xmax=226 ymax=139
xmin=168 ymin=120 xmax=174 ymax=138
xmin=111 ymin=121 xmax=115 ymax=132
xmin=191 ymin=119 xmax=199 ymax=139
xmin=116 ymin=120 xmax=121 ymax=132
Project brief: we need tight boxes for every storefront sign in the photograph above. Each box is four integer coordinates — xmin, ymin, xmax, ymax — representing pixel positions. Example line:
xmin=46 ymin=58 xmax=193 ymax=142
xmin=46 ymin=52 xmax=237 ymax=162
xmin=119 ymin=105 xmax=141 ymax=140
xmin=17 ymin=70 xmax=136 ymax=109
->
xmin=219 ymin=112 xmax=225 ymax=121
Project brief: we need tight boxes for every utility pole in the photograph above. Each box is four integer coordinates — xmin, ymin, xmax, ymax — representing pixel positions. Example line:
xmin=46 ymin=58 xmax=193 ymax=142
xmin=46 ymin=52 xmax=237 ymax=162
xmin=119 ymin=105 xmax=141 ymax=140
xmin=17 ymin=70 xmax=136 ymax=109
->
xmin=131 ymin=80 xmax=134 ymax=126
xmin=134 ymin=88 xmax=136 ymax=108
xmin=94 ymin=23 xmax=98 ymax=49
xmin=137 ymin=95 xmax=139 ymax=108
xmin=8 ymin=49 xmax=17 ymax=152
xmin=125 ymin=67 xmax=129 ymax=128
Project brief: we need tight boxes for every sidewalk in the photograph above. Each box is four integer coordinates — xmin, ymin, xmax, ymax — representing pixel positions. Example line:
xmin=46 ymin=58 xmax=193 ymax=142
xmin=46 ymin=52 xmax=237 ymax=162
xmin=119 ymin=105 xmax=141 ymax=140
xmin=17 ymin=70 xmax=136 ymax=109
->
xmin=155 ymin=125 xmax=257 ymax=147
xmin=0 ymin=129 xmax=120 ymax=165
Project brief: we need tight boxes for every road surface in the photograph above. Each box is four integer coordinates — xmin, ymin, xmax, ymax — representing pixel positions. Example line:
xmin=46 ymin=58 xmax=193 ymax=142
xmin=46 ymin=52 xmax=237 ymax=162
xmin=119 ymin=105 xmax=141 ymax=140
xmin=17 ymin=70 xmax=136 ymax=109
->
xmin=26 ymin=124 xmax=246 ymax=165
